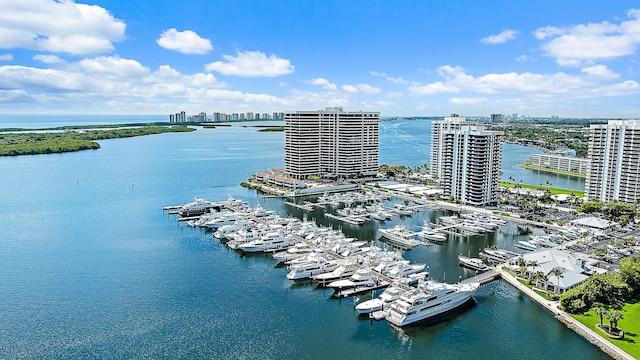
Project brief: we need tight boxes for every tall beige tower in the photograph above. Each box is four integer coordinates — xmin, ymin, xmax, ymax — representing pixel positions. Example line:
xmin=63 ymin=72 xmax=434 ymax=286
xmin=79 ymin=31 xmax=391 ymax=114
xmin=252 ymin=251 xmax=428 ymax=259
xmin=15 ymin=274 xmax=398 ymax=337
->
xmin=284 ymin=107 xmax=379 ymax=180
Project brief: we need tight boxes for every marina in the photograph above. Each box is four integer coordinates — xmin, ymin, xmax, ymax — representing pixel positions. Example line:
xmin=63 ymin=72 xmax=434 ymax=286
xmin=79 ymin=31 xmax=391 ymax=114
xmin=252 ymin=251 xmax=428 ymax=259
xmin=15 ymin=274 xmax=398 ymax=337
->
xmin=0 ymin=119 xmax=609 ymax=359
xmin=164 ymin=197 xmax=494 ymax=323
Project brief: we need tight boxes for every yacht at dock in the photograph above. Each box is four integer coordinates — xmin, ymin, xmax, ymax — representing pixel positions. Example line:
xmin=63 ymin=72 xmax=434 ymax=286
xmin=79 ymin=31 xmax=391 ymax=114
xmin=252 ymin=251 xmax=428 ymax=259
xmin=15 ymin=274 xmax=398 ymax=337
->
xmin=385 ymin=280 xmax=479 ymax=327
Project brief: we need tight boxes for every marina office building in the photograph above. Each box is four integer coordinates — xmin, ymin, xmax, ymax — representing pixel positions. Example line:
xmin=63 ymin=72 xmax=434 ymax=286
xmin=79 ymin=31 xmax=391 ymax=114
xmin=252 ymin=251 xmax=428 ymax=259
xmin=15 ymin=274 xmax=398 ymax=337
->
xmin=585 ymin=120 xmax=640 ymax=203
xmin=284 ymin=107 xmax=379 ymax=180
xmin=431 ymin=115 xmax=503 ymax=206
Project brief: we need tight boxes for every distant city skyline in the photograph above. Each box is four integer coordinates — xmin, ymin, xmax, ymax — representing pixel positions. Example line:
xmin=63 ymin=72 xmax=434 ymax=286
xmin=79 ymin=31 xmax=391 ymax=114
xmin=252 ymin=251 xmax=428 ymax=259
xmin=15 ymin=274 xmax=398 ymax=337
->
xmin=0 ymin=1 xmax=639 ymax=118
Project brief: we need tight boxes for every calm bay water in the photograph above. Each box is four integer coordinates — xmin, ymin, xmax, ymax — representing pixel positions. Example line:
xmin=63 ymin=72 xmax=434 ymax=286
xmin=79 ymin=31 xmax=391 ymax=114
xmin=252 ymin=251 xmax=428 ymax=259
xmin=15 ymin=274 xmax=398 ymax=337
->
xmin=0 ymin=119 xmax=602 ymax=359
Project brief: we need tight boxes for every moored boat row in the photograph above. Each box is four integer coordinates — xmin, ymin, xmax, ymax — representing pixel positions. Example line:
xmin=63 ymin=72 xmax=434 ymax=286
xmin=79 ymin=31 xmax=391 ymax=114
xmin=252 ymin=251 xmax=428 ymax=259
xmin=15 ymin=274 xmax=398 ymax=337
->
xmin=166 ymin=197 xmax=483 ymax=328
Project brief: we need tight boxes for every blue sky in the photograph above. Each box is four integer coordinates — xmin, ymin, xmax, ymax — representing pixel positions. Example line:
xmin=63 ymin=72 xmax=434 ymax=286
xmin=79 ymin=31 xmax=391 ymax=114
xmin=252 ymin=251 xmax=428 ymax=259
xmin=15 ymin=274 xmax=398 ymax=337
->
xmin=0 ymin=0 xmax=639 ymax=118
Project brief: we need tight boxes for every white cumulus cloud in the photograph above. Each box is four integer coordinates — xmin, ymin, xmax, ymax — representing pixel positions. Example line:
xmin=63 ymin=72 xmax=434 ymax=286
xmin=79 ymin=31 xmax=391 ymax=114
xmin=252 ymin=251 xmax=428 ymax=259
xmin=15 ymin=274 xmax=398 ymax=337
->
xmin=0 ymin=53 xmax=12 ymax=61
xmin=581 ymin=65 xmax=619 ymax=80
xmin=480 ymin=29 xmax=518 ymax=44
xmin=157 ymin=28 xmax=212 ymax=55
xmin=0 ymin=0 xmax=126 ymax=55
xmin=33 ymin=54 xmax=63 ymax=64
xmin=370 ymin=71 xmax=408 ymax=84
xmin=357 ymin=84 xmax=382 ymax=94
xmin=78 ymin=56 xmax=149 ymax=77
xmin=408 ymin=64 xmax=640 ymax=102
xmin=342 ymin=85 xmax=358 ymax=93
xmin=534 ymin=9 xmax=640 ymax=66
xmin=205 ymin=50 xmax=294 ymax=77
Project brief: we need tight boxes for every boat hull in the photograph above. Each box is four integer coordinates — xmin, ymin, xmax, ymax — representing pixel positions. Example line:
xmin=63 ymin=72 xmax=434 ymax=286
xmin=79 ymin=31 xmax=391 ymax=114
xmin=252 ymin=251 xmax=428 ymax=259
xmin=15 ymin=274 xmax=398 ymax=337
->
xmin=386 ymin=296 xmax=476 ymax=327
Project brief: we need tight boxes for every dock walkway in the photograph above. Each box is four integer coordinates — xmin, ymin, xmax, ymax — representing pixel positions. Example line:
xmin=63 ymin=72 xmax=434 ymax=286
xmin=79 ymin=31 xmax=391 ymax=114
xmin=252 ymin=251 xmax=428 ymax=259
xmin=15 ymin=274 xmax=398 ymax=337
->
xmin=460 ymin=270 xmax=501 ymax=287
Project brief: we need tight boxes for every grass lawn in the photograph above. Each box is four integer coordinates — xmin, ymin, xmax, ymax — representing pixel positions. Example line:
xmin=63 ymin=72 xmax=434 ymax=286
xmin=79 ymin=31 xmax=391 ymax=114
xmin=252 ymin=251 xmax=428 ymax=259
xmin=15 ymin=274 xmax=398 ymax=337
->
xmin=570 ymin=299 xmax=640 ymax=359
xmin=517 ymin=278 xmax=555 ymax=301
xmin=499 ymin=181 xmax=585 ymax=197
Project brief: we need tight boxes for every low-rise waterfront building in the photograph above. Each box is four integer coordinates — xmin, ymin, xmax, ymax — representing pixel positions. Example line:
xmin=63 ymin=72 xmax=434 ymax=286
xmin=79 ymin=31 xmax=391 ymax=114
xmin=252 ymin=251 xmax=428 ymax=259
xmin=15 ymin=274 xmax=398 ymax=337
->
xmin=528 ymin=153 xmax=589 ymax=175
xmin=512 ymin=248 xmax=590 ymax=294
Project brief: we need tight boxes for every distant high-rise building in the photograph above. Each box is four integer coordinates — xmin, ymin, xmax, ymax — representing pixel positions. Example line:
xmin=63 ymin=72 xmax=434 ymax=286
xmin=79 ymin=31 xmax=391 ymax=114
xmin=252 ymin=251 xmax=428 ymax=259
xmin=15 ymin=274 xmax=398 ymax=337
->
xmin=585 ymin=120 xmax=640 ymax=203
xmin=431 ymin=115 xmax=503 ymax=206
xmin=490 ymin=113 xmax=504 ymax=123
xmin=284 ymin=107 xmax=379 ymax=180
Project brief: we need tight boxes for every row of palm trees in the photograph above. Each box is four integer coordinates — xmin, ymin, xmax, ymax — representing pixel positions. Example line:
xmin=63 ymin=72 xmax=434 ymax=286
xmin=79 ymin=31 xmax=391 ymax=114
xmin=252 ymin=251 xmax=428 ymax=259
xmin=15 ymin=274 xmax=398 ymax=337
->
xmin=515 ymin=256 xmax=566 ymax=295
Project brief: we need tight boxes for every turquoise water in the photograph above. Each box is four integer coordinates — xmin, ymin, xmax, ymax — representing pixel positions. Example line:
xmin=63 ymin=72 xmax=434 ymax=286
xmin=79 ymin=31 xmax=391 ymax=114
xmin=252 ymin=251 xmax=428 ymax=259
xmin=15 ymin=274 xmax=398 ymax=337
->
xmin=0 ymin=120 xmax=603 ymax=358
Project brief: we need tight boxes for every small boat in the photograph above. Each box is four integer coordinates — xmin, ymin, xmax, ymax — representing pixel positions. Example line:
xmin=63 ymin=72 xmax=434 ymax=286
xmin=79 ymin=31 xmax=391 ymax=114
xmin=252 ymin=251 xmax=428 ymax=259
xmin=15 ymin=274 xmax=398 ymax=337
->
xmin=355 ymin=285 xmax=406 ymax=314
xmin=458 ymin=254 xmax=489 ymax=272
xmin=416 ymin=227 xmax=447 ymax=243
xmin=515 ymin=240 xmax=538 ymax=251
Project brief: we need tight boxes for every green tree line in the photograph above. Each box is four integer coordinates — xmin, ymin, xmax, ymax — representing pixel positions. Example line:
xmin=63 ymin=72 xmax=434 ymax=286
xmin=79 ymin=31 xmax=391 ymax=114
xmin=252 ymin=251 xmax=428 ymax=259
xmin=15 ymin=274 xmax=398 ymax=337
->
xmin=0 ymin=126 xmax=194 ymax=156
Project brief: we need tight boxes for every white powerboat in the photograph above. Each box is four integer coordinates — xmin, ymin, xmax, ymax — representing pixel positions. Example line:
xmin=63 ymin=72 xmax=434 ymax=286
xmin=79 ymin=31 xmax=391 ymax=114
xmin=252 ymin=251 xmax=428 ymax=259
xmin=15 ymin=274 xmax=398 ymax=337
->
xmin=458 ymin=255 xmax=489 ymax=272
xmin=286 ymin=259 xmax=340 ymax=281
xmin=355 ymin=285 xmax=406 ymax=314
xmin=313 ymin=261 xmax=360 ymax=287
xmin=416 ymin=226 xmax=447 ymax=243
xmin=327 ymin=269 xmax=376 ymax=290
xmin=238 ymin=235 xmax=296 ymax=253
xmin=379 ymin=225 xmax=420 ymax=248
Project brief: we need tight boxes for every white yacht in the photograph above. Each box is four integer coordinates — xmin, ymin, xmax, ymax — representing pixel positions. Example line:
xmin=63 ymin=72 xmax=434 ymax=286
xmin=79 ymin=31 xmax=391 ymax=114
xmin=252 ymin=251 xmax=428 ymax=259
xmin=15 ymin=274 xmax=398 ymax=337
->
xmin=385 ymin=281 xmax=479 ymax=327
xmin=178 ymin=198 xmax=219 ymax=217
xmin=286 ymin=259 xmax=340 ymax=281
xmin=272 ymin=243 xmax=315 ymax=263
xmin=355 ymin=285 xmax=406 ymax=315
xmin=313 ymin=261 xmax=360 ymax=287
xmin=416 ymin=227 xmax=447 ymax=243
xmin=238 ymin=235 xmax=296 ymax=253
xmin=205 ymin=214 xmax=243 ymax=229
xmin=386 ymin=262 xmax=427 ymax=279
xmin=458 ymin=255 xmax=489 ymax=272
xmin=379 ymin=225 xmax=420 ymax=248
xmin=226 ymin=228 xmax=271 ymax=250
xmin=213 ymin=219 xmax=254 ymax=240
xmin=327 ymin=269 xmax=376 ymax=290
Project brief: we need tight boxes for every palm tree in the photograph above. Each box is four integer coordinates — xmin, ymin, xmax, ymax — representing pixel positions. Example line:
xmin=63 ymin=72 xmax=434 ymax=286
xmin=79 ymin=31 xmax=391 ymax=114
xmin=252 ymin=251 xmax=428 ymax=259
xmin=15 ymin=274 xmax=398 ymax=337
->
xmin=527 ymin=260 xmax=538 ymax=280
xmin=533 ymin=271 xmax=547 ymax=288
xmin=551 ymin=267 xmax=566 ymax=294
xmin=594 ymin=306 xmax=607 ymax=327
xmin=607 ymin=310 xmax=624 ymax=332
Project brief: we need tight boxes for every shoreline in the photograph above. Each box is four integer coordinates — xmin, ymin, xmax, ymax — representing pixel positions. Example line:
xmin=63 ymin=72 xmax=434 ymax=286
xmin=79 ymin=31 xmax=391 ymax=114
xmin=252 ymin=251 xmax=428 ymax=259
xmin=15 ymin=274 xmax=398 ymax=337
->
xmin=497 ymin=268 xmax=634 ymax=360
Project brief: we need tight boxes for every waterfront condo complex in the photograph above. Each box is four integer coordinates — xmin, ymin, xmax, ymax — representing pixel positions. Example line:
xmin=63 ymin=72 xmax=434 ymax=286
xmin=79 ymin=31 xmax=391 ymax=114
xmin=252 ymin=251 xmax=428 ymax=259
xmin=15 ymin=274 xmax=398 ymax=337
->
xmin=284 ymin=107 xmax=379 ymax=180
xmin=431 ymin=114 xmax=503 ymax=206
xmin=585 ymin=120 xmax=640 ymax=203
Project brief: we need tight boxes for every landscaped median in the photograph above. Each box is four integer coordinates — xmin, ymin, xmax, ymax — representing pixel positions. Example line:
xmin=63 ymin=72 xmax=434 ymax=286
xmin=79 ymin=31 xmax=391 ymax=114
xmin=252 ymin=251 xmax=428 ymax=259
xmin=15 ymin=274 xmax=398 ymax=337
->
xmin=499 ymin=181 xmax=585 ymax=197
xmin=570 ymin=301 xmax=640 ymax=359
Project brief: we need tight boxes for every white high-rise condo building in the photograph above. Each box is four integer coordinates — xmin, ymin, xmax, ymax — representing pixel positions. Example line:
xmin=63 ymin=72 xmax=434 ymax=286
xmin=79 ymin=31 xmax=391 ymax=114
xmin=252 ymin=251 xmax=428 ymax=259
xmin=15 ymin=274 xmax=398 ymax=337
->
xmin=431 ymin=114 xmax=503 ymax=206
xmin=585 ymin=120 xmax=640 ymax=204
xmin=284 ymin=107 xmax=379 ymax=180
